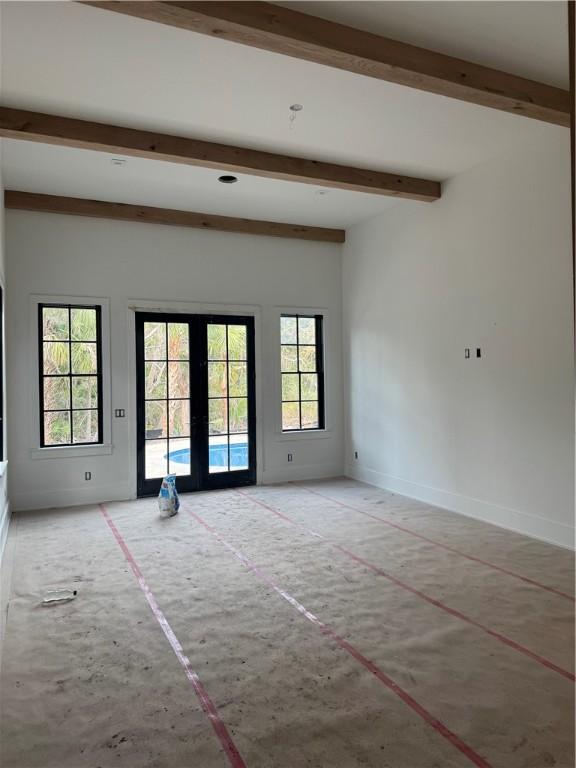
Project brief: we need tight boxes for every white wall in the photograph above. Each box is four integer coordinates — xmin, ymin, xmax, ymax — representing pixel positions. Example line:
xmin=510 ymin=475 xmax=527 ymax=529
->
xmin=343 ymin=131 xmax=574 ymax=549
xmin=6 ymin=213 xmax=343 ymax=510
xmin=4 ymin=132 xmax=573 ymax=548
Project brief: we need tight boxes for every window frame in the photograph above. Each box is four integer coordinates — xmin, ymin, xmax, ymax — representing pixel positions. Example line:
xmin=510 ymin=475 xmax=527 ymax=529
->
xmin=38 ymin=302 xmax=104 ymax=448
xmin=280 ymin=313 xmax=325 ymax=433
xmin=30 ymin=295 xmax=112 ymax=459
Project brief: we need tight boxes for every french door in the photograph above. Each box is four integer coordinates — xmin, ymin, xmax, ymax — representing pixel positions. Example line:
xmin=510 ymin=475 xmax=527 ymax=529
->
xmin=136 ymin=312 xmax=256 ymax=496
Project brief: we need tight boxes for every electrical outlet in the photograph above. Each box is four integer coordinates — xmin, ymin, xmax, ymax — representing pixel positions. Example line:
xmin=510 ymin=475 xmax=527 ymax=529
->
xmin=465 ymin=348 xmax=470 ymax=359
xmin=476 ymin=348 xmax=481 ymax=358
xmin=287 ymin=453 xmax=293 ymax=463
xmin=114 ymin=408 xmax=126 ymax=418
xmin=85 ymin=471 xmax=92 ymax=481
xmin=354 ymin=451 xmax=359 ymax=460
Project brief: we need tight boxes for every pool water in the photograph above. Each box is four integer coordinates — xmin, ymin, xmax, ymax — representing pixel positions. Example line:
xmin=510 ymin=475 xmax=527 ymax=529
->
xmin=167 ymin=442 xmax=249 ymax=469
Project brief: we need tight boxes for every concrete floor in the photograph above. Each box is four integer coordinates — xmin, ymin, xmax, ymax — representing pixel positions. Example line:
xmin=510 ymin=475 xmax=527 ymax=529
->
xmin=0 ymin=478 xmax=574 ymax=768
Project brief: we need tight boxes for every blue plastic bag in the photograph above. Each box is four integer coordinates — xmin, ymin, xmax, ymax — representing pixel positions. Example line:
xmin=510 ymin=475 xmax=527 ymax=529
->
xmin=158 ymin=474 xmax=180 ymax=517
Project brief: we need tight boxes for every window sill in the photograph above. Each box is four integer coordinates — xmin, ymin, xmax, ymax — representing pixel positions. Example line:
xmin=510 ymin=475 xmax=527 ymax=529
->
xmin=30 ymin=444 xmax=113 ymax=460
xmin=274 ymin=429 xmax=333 ymax=442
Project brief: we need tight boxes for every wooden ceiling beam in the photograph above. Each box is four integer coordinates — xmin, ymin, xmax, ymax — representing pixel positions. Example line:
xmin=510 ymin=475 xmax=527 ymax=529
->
xmin=4 ymin=190 xmax=346 ymax=243
xmin=0 ymin=107 xmax=440 ymax=202
xmin=82 ymin=1 xmax=570 ymax=127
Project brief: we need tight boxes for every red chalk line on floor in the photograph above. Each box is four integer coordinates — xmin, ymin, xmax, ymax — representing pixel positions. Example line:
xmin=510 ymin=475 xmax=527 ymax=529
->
xmin=99 ymin=503 xmax=247 ymax=768
xmin=296 ymin=484 xmax=575 ymax=603
xmin=184 ymin=503 xmax=493 ymax=768
xmin=236 ymin=490 xmax=574 ymax=683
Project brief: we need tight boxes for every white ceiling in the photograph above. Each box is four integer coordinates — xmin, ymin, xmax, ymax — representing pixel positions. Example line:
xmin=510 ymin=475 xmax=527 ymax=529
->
xmin=279 ymin=1 xmax=570 ymax=88
xmin=0 ymin=1 xmax=569 ymax=228
xmin=1 ymin=139 xmax=400 ymax=228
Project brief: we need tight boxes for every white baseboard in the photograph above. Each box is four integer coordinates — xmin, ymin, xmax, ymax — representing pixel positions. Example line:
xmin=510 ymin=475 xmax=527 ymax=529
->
xmin=261 ymin=462 xmax=343 ymax=485
xmin=11 ymin=482 xmax=134 ymax=512
xmin=346 ymin=464 xmax=575 ymax=551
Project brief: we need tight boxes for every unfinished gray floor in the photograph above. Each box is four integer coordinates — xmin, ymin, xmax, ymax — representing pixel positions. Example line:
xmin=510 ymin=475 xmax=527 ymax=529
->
xmin=0 ymin=479 xmax=574 ymax=768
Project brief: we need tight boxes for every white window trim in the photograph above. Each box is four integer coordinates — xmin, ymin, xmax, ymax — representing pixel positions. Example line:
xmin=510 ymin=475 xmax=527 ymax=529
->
xmin=273 ymin=305 xmax=333 ymax=441
xmin=29 ymin=294 xmax=113 ymax=459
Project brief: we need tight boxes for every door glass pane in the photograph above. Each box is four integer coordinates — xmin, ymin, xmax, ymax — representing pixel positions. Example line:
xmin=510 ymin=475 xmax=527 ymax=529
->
xmin=168 ymin=323 xmax=189 ymax=360
xmin=227 ymin=325 xmax=246 ymax=360
xmin=208 ymin=362 xmax=227 ymax=398
xmin=209 ymin=436 xmax=229 ymax=473
xmin=209 ymin=399 xmax=227 ymax=435
xmin=228 ymin=398 xmax=247 ymax=433
xmin=228 ymin=363 xmax=247 ymax=397
xmin=146 ymin=400 xmax=167 ymax=439
xmin=168 ymin=361 xmax=189 ymax=399
xmin=229 ymin=434 xmax=248 ymax=471
xmin=168 ymin=437 xmax=190 ymax=476
xmin=144 ymin=322 xmax=166 ymax=359
xmin=207 ymin=324 xmax=227 ymax=360
xmin=146 ymin=439 xmax=167 ymax=479
xmin=145 ymin=361 xmax=166 ymax=399
xmin=169 ymin=400 xmax=190 ymax=437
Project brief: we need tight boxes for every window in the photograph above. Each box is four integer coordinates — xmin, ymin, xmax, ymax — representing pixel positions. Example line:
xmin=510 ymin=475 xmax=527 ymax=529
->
xmin=39 ymin=304 xmax=103 ymax=447
xmin=280 ymin=314 xmax=325 ymax=431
